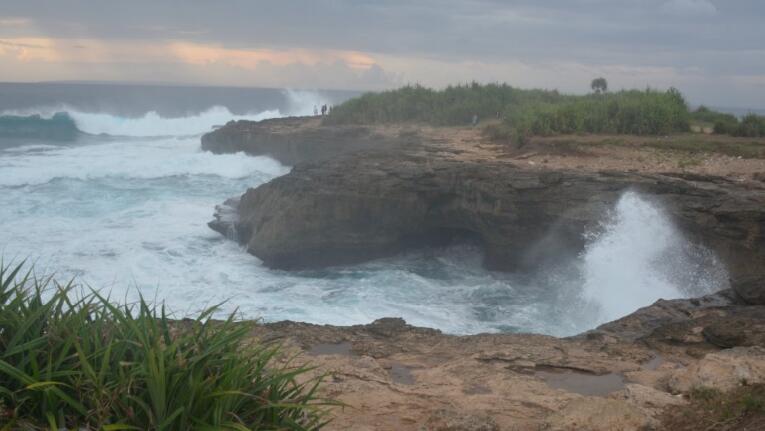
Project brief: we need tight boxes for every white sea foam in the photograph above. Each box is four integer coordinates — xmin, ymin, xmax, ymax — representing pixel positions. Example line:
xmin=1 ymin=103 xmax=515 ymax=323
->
xmin=0 ymin=106 xmax=279 ymax=137
xmin=580 ymin=191 xmax=727 ymax=325
xmin=283 ymin=89 xmax=333 ymax=116
xmin=0 ymin=137 xmax=289 ymax=187
xmin=0 ymin=101 xmax=729 ymax=336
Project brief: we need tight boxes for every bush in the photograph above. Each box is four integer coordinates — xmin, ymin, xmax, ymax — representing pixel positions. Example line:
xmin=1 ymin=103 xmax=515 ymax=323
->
xmin=506 ymin=89 xmax=690 ymax=136
xmin=0 ymin=262 xmax=330 ymax=430
xmin=735 ymin=114 xmax=765 ymax=137
xmin=325 ymin=83 xmax=691 ymax=136
xmin=324 ymin=82 xmax=565 ymax=127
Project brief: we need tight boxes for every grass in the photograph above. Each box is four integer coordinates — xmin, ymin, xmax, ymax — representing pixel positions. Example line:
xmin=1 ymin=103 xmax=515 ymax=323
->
xmin=324 ymin=83 xmax=765 ymax=140
xmin=691 ymin=106 xmax=765 ymax=137
xmin=0 ymin=262 xmax=331 ymax=430
xmin=660 ymin=385 xmax=765 ymax=430
xmin=529 ymin=134 xmax=765 ymax=160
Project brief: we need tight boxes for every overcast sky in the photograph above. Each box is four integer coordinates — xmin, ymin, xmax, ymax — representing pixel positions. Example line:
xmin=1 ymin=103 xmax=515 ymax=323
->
xmin=1 ymin=0 xmax=763 ymax=108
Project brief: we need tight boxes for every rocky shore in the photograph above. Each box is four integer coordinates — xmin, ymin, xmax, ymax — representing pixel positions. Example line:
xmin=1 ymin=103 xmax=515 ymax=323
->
xmin=249 ymin=289 xmax=764 ymax=430
xmin=202 ymin=117 xmax=765 ymax=430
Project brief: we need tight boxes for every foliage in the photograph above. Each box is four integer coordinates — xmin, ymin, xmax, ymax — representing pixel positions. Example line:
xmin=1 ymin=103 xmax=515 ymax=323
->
xmin=685 ymin=106 xmax=765 ymax=137
xmin=325 ymin=83 xmax=690 ymax=136
xmin=0 ymin=262 xmax=330 ymax=430
xmin=506 ymin=88 xmax=690 ymax=136
xmin=736 ymin=114 xmax=765 ymax=137
xmin=661 ymin=384 xmax=765 ymax=431
xmin=591 ymin=77 xmax=608 ymax=94
xmin=323 ymin=82 xmax=565 ymax=127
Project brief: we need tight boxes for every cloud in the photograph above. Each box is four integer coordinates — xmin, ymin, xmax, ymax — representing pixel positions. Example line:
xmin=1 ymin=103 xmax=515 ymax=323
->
xmin=0 ymin=37 xmax=396 ymax=90
xmin=661 ymin=0 xmax=717 ymax=16
xmin=1 ymin=0 xmax=764 ymax=107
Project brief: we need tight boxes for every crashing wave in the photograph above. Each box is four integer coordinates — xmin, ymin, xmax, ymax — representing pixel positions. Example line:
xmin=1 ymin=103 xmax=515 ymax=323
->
xmin=0 ymin=106 xmax=281 ymax=138
xmin=0 ymin=112 xmax=79 ymax=141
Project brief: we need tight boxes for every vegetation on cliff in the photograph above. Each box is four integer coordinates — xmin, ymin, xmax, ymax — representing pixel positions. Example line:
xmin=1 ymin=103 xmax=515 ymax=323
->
xmin=660 ymin=385 xmax=765 ymax=430
xmin=324 ymin=83 xmax=765 ymax=138
xmin=0 ymin=262 xmax=329 ymax=430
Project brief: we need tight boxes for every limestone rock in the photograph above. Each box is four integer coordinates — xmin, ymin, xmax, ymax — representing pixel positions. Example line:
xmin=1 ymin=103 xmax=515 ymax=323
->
xmin=206 ymin=118 xmax=765 ymax=284
xmin=610 ymin=383 xmax=686 ymax=417
xmin=732 ymin=275 xmax=765 ymax=305
xmin=668 ymin=346 xmax=765 ymax=393
xmin=543 ymin=398 xmax=653 ymax=431
xmin=423 ymin=409 xmax=499 ymax=431
xmin=201 ymin=116 xmax=404 ymax=165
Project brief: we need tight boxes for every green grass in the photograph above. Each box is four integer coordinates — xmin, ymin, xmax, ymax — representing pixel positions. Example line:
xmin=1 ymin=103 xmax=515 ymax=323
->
xmin=691 ymin=106 xmax=765 ymax=137
xmin=0 ymin=262 xmax=331 ymax=430
xmin=661 ymin=384 xmax=765 ymax=430
xmin=506 ymin=88 xmax=690 ymax=136
xmin=324 ymin=83 xmax=765 ymax=139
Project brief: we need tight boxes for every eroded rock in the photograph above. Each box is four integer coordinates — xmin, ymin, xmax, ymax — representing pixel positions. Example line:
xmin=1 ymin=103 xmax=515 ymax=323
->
xmin=423 ymin=409 xmax=499 ymax=431
xmin=732 ymin=275 xmax=765 ymax=305
xmin=667 ymin=346 xmax=765 ymax=393
xmin=543 ymin=398 xmax=653 ymax=431
xmin=208 ymin=124 xmax=765 ymax=287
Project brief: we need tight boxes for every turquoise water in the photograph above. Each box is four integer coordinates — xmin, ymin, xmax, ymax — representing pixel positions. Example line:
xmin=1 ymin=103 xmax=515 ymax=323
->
xmin=0 ymin=100 xmax=727 ymax=336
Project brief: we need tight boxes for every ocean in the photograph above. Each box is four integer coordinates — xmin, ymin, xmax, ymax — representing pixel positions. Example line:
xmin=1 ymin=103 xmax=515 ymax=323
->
xmin=0 ymin=82 xmax=727 ymax=336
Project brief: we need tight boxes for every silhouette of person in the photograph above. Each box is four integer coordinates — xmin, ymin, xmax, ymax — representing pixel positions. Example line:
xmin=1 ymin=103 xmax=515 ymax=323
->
xmin=321 ymin=104 xmax=327 ymax=115
xmin=314 ymin=105 xmax=318 ymax=116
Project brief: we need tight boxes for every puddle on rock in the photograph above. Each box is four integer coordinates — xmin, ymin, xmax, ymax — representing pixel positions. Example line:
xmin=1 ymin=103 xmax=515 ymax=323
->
xmin=536 ymin=369 xmax=626 ymax=396
xmin=389 ymin=363 xmax=416 ymax=385
xmin=308 ymin=342 xmax=353 ymax=356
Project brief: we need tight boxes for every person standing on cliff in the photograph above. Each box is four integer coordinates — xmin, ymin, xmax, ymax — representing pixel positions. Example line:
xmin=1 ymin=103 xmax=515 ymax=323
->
xmin=321 ymin=104 xmax=327 ymax=115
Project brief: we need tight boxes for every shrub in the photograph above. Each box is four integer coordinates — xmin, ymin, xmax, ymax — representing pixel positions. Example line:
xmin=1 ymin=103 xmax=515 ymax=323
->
xmin=325 ymin=83 xmax=690 ymax=136
xmin=506 ymin=89 xmax=690 ymax=136
xmin=735 ymin=114 xmax=765 ymax=137
xmin=0 ymin=262 xmax=330 ymax=430
xmin=324 ymin=82 xmax=566 ymax=127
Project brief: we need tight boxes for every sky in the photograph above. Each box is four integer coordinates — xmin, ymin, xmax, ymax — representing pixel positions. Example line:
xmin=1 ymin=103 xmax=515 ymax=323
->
xmin=0 ymin=0 xmax=763 ymax=108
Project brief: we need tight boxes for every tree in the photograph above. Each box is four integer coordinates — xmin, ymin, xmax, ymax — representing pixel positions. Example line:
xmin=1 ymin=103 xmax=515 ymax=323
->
xmin=591 ymin=77 xmax=608 ymax=94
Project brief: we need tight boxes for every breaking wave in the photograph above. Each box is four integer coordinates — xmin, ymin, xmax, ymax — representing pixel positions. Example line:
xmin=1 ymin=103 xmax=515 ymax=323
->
xmin=579 ymin=191 xmax=728 ymax=325
xmin=1 ymin=106 xmax=280 ymax=138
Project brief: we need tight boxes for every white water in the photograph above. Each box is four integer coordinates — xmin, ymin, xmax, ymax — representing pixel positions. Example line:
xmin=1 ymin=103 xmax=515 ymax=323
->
xmin=580 ymin=192 xmax=728 ymax=325
xmin=0 ymin=102 xmax=728 ymax=336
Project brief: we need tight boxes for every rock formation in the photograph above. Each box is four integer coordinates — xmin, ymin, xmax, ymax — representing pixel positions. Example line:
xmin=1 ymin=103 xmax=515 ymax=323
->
xmin=201 ymin=116 xmax=407 ymax=165
xmin=201 ymin=116 xmax=765 ymax=430
xmin=204 ymin=118 xmax=765 ymax=289
xmin=249 ymin=291 xmax=765 ymax=430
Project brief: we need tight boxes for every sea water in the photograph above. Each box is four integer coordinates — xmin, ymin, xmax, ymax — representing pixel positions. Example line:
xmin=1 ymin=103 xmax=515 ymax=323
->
xmin=0 ymin=83 xmax=728 ymax=336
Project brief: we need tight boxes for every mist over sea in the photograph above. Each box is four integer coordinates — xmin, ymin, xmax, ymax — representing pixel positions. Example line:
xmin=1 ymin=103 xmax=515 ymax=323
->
xmin=0 ymin=82 xmax=727 ymax=336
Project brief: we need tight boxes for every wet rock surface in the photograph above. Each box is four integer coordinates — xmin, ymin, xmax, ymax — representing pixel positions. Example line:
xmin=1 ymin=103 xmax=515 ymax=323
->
xmin=205 ymin=118 xmax=765 ymax=284
xmin=249 ymin=295 xmax=765 ymax=430
xmin=202 ymin=117 xmax=765 ymax=429
xmin=201 ymin=116 xmax=406 ymax=165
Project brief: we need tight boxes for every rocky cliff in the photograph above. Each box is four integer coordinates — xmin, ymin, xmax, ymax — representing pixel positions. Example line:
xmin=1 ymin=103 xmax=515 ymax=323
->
xmin=201 ymin=116 xmax=765 ymax=429
xmin=201 ymin=116 xmax=407 ymax=165
xmin=251 ymin=290 xmax=765 ymax=430
xmin=204 ymin=118 xmax=765 ymax=301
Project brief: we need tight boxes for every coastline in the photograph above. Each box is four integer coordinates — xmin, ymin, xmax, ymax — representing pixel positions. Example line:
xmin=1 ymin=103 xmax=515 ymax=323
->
xmin=199 ymin=116 xmax=765 ymax=429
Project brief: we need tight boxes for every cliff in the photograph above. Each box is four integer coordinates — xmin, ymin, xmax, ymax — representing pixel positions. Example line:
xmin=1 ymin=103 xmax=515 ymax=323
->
xmin=201 ymin=117 xmax=765 ymax=429
xmin=204 ymin=118 xmax=765 ymax=301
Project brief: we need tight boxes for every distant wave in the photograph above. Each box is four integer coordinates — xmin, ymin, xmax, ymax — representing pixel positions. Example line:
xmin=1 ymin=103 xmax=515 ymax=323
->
xmin=68 ymin=106 xmax=281 ymax=137
xmin=0 ymin=88 xmax=337 ymax=138
xmin=0 ymin=106 xmax=281 ymax=138
xmin=0 ymin=112 xmax=79 ymax=141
